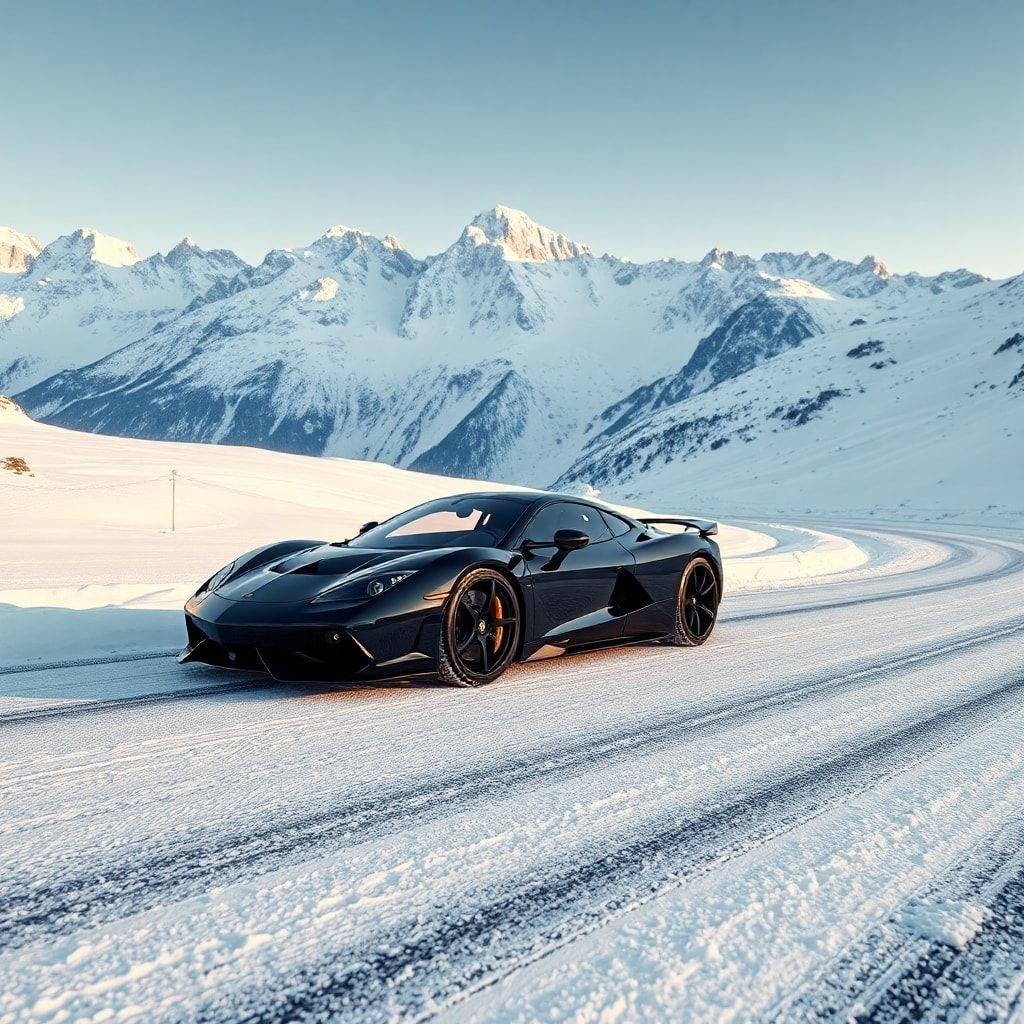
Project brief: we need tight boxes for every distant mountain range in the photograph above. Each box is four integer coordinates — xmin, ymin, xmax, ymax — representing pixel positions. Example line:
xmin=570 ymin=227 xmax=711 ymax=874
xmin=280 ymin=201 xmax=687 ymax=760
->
xmin=2 ymin=209 xmax=1021 ymax=513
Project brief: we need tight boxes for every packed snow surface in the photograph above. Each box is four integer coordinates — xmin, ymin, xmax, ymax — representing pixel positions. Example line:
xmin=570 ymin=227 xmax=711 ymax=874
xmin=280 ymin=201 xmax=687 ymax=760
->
xmin=2 ymin=419 xmax=1024 ymax=1022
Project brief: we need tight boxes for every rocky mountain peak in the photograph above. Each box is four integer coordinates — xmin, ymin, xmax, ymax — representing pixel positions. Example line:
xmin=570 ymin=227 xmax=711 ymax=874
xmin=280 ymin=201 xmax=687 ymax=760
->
xmin=323 ymin=224 xmax=364 ymax=240
xmin=74 ymin=228 xmax=139 ymax=267
xmin=31 ymin=228 xmax=140 ymax=274
xmin=0 ymin=227 xmax=43 ymax=274
xmin=465 ymin=206 xmax=590 ymax=262
xmin=317 ymin=225 xmax=412 ymax=260
xmin=700 ymin=247 xmax=750 ymax=273
xmin=166 ymin=236 xmax=201 ymax=258
xmin=857 ymin=255 xmax=892 ymax=280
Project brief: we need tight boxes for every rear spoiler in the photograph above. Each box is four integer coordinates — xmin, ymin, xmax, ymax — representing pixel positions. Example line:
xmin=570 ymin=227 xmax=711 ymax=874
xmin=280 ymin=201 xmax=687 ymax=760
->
xmin=638 ymin=516 xmax=718 ymax=539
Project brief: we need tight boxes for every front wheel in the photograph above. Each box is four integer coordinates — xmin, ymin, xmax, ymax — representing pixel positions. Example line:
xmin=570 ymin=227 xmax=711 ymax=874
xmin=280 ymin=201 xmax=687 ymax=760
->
xmin=438 ymin=568 xmax=521 ymax=687
xmin=665 ymin=556 xmax=719 ymax=646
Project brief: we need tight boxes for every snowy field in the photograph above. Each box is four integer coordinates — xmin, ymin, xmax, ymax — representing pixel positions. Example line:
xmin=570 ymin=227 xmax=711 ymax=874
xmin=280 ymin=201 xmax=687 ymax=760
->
xmin=2 ymin=412 xmax=1024 ymax=1022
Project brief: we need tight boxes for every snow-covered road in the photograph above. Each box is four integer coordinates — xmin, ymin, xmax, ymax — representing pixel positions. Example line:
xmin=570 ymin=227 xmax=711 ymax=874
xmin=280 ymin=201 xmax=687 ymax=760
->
xmin=2 ymin=519 xmax=1023 ymax=1023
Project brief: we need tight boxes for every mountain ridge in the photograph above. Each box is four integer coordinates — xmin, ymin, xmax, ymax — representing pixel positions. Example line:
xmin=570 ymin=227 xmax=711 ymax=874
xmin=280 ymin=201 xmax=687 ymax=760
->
xmin=4 ymin=206 xmax=1020 ymax=509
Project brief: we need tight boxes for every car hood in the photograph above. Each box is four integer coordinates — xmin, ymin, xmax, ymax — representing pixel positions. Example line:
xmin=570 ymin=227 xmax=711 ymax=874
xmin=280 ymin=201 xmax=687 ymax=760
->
xmin=215 ymin=544 xmax=420 ymax=604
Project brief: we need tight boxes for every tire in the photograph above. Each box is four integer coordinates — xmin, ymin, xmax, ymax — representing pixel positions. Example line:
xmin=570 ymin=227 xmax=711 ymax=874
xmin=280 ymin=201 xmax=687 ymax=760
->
xmin=665 ymin=556 xmax=719 ymax=647
xmin=438 ymin=568 xmax=521 ymax=687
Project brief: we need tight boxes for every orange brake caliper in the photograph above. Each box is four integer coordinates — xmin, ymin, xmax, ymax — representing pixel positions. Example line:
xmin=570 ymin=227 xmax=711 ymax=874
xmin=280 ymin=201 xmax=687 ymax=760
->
xmin=492 ymin=594 xmax=504 ymax=654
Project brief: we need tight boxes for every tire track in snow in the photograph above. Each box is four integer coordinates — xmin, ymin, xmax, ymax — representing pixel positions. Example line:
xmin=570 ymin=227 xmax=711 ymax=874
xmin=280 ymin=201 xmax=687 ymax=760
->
xmin=2 ymin=526 xmax=1019 ymax=727
xmin=857 ymin=854 xmax=1024 ymax=1023
xmin=0 ymin=674 xmax=266 ymax=724
xmin=767 ymin=816 xmax=1024 ymax=1023
xmin=8 ymin=606 xmax=1011 ymax=888
xmin=6 ymin=601 xmax=1017 ymax=796
xmin=194 ymin=671 xmax=1024 ymax=1024
xmin=3 ymin=620 xmax=1022 ymax=953
xmin=729 ymin=529 xmax=1024 ymax=623
xmin=0 ymin=648 xmax=180 ymax=677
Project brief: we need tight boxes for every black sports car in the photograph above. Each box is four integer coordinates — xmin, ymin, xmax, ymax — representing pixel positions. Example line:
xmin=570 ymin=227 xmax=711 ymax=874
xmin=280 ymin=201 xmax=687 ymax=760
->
xmin=179 ymin=491 xmax=722 ymax=687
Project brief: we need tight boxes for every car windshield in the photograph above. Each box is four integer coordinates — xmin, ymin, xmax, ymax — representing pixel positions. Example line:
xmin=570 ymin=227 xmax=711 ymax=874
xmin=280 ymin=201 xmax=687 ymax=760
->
xmin=348 ymin=496 xmax=525 ymax=550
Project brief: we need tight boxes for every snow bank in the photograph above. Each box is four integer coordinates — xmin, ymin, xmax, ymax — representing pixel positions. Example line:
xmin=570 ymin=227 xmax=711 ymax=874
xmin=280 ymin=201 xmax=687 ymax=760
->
xmin=0 ymin=416 xmax=871 ymax=668
xmin=726 ymin=523 xmax=868 ymax=589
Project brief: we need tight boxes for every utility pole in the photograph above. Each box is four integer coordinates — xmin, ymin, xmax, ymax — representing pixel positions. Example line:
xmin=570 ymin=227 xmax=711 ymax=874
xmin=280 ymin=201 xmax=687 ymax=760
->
xmin=171 ymin=469 xmax=177 ymax=533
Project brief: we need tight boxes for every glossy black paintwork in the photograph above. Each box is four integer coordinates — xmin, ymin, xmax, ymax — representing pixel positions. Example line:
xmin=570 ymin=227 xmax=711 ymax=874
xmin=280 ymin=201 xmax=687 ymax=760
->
xmin=520 ymin=535 xmax=631 ymax=645
xmin=180 ymin=490 xmax=722 ymax=682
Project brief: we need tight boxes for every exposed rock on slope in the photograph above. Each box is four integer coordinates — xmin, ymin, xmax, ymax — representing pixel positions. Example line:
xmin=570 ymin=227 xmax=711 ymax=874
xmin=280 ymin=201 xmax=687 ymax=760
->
xmin=0 ymin=228 xmax=42 ymax=274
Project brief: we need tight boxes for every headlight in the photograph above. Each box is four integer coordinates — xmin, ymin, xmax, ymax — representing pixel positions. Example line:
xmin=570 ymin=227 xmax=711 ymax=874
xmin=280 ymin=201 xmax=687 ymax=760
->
xmin=199 ymin=560 xmax=236 ymax=595
xmin=312 ymin=569 xmax=417 ymax=603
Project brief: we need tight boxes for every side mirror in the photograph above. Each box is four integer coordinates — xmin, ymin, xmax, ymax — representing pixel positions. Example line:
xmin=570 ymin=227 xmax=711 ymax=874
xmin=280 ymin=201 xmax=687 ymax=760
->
xmin=359 ymin=521 xmax=379 ymax=534
xmin=554 ymin=528 xmax=589 ymax=551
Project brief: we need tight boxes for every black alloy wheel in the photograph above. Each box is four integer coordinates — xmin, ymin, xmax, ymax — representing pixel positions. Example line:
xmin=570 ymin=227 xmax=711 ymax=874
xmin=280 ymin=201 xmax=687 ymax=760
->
xmin=667 ymin=556 xmax=719 ymax=646
xmin=439 ymin=568 xmax=521 ymax=686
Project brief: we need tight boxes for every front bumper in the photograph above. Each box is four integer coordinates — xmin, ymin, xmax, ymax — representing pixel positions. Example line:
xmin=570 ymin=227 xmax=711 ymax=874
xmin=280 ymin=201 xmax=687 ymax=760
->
xmin=179 ymin=591 xmax=442 ymax=682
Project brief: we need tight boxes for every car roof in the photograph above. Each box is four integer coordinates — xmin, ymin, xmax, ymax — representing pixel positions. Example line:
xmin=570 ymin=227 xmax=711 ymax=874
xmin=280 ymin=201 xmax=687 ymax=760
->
xmin=452 ymin=490 xmax=639 ymax=520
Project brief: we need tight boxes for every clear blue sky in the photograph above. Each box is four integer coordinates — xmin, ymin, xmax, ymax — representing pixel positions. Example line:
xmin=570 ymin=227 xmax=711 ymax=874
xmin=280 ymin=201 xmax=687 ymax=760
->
xmin=6 ymin=0 xmax=1023 ymax=276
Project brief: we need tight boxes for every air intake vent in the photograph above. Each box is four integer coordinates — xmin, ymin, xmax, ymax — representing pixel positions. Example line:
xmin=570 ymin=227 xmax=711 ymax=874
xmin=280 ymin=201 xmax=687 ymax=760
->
xmin=269 ymin=559 xmax=321 ymax=574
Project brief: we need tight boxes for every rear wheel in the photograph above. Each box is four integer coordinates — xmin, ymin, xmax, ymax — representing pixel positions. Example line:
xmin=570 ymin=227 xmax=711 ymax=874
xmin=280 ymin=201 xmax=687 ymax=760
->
xmin=666 ymin=556 xmax=719 ymax=646
xmin=438 ymin=568 xmax=521 ymax=687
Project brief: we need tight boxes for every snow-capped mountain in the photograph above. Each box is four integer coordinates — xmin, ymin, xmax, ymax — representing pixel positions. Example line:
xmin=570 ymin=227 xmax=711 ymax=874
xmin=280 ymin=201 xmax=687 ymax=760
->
xmin=0 ymin=227 xmax=42 ymax=275
xmin=555 ymin=282 xmax=1024 ymax=515
xmin=398 ymin=206 xmax=588 ymax=335
xmin=8 ymin=207 xmax=1021 ymax=513
xmin=466 ymin=205 xmax=591 ymax=262
xmin=17 ymin=209 xmax=707 ymax=482
xmin=164 ymin=236 xmax=252 ymax=298
xmin=0 ymin=228 xmax=249 ymax=393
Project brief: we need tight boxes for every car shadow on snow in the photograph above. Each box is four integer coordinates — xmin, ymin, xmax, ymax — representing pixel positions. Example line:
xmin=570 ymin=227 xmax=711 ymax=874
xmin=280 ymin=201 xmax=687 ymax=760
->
xmin=0 ymin=602 xmax=714 ymax=711
xmin=0 ymin=603 xmax=455 ymax=710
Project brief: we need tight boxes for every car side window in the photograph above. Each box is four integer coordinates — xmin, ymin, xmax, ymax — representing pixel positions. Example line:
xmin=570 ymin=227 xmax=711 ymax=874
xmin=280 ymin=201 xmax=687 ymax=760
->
xmin=525 ymin=502 xmax=610 ymax=544
xmin=572 ymin=504 xmax=612 ymax=542
xmin=599 ymin=509 xmax=633 ymax=538
xmin=522 ymin=503 xmax=567 ymax=544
